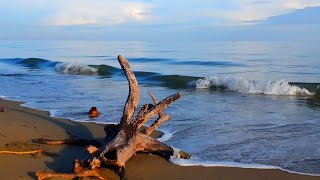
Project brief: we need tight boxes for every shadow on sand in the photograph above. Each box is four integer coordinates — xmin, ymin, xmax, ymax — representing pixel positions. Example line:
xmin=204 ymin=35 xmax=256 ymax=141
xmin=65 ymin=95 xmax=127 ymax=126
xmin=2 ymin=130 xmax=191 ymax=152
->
xmin=9 ymin=107 xmax=119 ymax=179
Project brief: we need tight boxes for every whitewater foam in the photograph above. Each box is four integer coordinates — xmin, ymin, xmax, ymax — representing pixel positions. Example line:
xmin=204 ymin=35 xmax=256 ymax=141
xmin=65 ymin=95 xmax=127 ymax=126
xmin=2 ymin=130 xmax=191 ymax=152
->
xmin=193 ymin=76 xmax=313 ymax=96
xmin=157 ymin=129 xmax=175 ymax=142
xmin=169 ymin=148 xmax=320 ymax=176
xmin=55 ymin=62 xmax=98 ymax=75
xmin=49 ymin=109 xmax=59 ymax=117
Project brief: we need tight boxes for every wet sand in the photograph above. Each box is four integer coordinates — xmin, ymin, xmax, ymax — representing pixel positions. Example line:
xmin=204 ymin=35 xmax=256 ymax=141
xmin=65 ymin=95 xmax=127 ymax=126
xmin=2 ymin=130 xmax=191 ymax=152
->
xmin=0 ymin=98 xmax=319 ymax=180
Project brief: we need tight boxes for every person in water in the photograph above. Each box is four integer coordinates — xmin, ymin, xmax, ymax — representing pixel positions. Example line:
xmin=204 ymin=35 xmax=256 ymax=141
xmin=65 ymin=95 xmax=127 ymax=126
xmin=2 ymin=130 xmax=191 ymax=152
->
xmin=89 ymin=107 xmax=99 ymax=118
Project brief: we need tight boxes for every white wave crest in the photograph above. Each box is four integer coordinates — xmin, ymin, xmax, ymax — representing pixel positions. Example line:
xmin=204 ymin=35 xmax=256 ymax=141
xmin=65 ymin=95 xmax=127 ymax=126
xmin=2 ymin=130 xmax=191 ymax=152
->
xmin=193 ymin=76 xmax=313 ymax=96
xmin=55 ymin=63 xmax=97 ymax=75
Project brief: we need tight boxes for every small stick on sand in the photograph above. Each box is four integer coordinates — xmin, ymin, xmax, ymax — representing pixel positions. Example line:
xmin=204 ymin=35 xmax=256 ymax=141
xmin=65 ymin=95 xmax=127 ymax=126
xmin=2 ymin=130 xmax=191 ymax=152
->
xmin=35 ymin=169 xmax=106 ymax=180
xmin=32 ymin=138 xmax=102 ymax=147
xmin=0 ymin=149 xmax=43 ymax=155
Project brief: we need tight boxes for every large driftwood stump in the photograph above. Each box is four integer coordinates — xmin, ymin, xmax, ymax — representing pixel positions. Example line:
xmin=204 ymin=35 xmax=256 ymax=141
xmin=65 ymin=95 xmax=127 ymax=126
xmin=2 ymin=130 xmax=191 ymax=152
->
xmin=35 ymin=55 xmax=190 ymax=179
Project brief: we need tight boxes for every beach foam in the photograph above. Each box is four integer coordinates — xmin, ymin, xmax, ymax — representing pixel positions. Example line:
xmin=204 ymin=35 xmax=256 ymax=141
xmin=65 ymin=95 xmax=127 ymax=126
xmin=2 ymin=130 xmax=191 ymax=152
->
xmin=170 ymin=156 xmax=277 ymax=169
xmin=49 ymin=109 xmax=59 ymax=117
xmin=169 ymin=149 xmax=320 ymax=176
xmin=55 ymin=62 xmax=98 ymax=75
xmin=192 ymin=76 xmax=313 ymax=96
xmin=157 ymin=129 xmax=175 ymax=142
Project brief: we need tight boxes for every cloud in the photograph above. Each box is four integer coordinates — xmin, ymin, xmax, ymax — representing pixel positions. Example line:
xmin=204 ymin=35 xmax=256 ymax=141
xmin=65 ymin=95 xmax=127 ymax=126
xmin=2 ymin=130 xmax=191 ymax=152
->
xmin=246 ymin=1 xmax=273 ymax=5
xmin=42 ymin=1 xmax=155 ymax=26
xmin=1 ymin=0 xmax=320 ymax=41
xmin=204 ymin=0 xmax=320 ymax=25
xmin=263 ymin=6 xmax=320 ymax=25
xmin=1 ymin=0 xmax=320 ymax=27
xmin=129 ymin=0 xmax=320 ymax=27
xmin=283 ymin=1 xmax=320 ymax=9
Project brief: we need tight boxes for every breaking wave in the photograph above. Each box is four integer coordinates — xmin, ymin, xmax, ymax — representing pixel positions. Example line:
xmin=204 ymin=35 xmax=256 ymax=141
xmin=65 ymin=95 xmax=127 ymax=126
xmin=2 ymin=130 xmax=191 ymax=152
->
xmin=1 ymin=58 xmax=319 ymax=97
xmin=192 ymin=76 xmax=313 ymax=96
xmin=55 ymin=63 xmax=98 ymax=75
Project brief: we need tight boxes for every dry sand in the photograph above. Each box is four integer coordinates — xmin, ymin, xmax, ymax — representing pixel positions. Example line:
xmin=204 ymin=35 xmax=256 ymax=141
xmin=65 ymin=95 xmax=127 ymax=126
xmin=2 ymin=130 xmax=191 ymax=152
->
xmin=0 ymin=98 xmax=319 ymax=180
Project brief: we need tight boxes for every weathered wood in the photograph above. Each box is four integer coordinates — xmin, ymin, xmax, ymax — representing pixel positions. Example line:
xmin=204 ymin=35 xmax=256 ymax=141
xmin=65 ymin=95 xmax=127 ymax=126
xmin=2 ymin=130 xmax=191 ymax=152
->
xmin=35 ymin=169 xmax=106 ymax=180
xmin=136 ymin=104 xmax=150 ymax=118
xmin=149 ymin=91 xmax=159 ymax=104
xmin=90 ymin=157 xmax=102 ymax=169
xmin=142 ymin=91 xmax=170 ymax=135
xmin=97 ymin=93 xmax=182 ymax=164
xmin=32 ymin=138 xmax=102 ymax=147
xmin=33 ymin=55 xmax=190 ymax=179
xmin=0 ymin=150 xmax=43 ymax=155
xmin=103 ymin=124 xmax=119 ymax=143
xmin=87 ymin=145 xmax=99 ymax=155
xmin=134 ymin=92 xmax=182 ymax=129
xmin=135 ymin=133 xmax=173 ymax=158
xmin=143 ymin=114 xmax=171 ymax=136
xmin=118 ymin=55 xmax=140 ymax=129
xmin=149 ymin=91 xmax=164 ymax=117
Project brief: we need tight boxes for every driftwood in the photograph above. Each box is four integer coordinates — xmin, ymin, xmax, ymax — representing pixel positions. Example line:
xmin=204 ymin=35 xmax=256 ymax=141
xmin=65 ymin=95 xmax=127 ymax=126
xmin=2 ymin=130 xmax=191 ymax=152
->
xmin=0 ymin=150 xmax=43 ymax=155
xmin=32 ymin=138 xmax=102 ymax=147
xmin=35 ymin=170 xmax=106 ymax=180
xmin=34 ymin=55 xmax=190 ymax=179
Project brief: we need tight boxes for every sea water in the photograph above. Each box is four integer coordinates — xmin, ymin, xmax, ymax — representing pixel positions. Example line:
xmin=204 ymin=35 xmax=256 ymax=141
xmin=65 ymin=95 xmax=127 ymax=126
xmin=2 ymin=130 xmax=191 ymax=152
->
xmin=0 ymin=40 xmax=320 ymax=174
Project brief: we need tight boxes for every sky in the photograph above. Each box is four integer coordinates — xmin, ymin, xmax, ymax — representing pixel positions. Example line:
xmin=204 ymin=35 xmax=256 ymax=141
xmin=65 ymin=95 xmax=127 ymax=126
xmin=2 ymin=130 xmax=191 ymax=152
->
xmin=0 ymin=0 xmax=319 ymax=41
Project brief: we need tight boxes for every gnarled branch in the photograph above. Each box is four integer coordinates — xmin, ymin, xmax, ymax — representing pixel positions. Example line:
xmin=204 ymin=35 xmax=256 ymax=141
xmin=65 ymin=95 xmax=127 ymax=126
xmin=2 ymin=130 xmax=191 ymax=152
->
xmin=118 ymin=55 xmax=140 ymax=128
xmin=143 ymin=114 xmax=171 ymax=136
xmin=149 ymin=91 xmax=164 ymax=117
xmin=134 ymin=92 xmax=182 ymax=129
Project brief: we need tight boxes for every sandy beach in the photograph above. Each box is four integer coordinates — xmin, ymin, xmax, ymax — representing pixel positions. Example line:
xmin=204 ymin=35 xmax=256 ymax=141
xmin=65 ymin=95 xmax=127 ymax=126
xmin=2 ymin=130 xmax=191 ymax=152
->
xmin=0 ymin=98 xmax=319 ymax=180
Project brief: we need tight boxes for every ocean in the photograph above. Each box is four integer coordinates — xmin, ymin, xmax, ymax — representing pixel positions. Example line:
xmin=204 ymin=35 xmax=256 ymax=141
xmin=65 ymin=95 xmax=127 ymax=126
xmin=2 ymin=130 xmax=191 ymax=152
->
xmin=0 ymin=40 xmax=319 ymax=174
